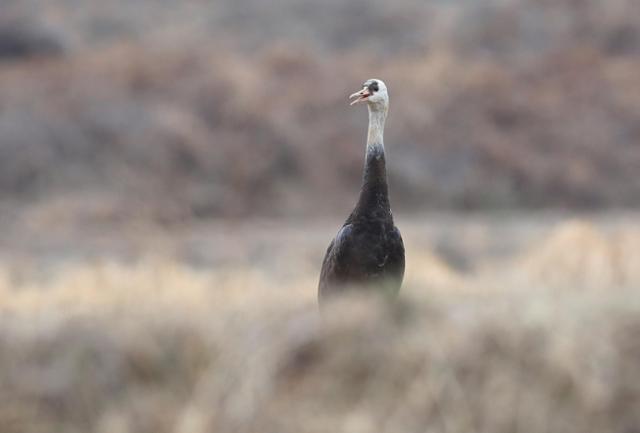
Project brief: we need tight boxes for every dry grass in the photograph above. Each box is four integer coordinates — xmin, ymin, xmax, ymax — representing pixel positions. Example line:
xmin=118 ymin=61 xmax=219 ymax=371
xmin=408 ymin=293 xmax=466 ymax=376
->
xmin=0 ymin=217 xmax=639 ymax=433
xmin=1 ymin=1 xmax=639 ymax=429
xmin=508 ymin=220 xmax=640 ymax=290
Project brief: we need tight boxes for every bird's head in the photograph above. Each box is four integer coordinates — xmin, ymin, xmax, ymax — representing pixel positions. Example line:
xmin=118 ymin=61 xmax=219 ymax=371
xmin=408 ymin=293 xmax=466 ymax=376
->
xmin=349 ymin=79 xmax=388 ymax=112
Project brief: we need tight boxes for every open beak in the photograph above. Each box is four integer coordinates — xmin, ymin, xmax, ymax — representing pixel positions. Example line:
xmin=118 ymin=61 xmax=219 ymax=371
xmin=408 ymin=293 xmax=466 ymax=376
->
xmin=349 ymin=87 xmax=370 ymax=105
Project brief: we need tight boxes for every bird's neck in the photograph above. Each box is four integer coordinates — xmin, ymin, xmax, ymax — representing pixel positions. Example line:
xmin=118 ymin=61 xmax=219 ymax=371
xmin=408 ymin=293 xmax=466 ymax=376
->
xmin=366 ymin=106 xmax=386 ymax=154
xmin=353 ymin=107 xmax=390 ymax=219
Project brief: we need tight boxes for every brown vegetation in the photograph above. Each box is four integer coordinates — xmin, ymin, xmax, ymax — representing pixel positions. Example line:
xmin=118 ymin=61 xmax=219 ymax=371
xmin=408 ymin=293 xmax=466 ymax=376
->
xmin=1 ymin=0 xmax=639 ymax=225
xmin=510 ymin=220 xmax=640 ymax=289
xmin=1 ymin=271 xmax=639 ymax=432
xmin=1 ymin=217 xmax=639 ymax=432
xmin=1 ymin=2 xmax=639 ymax=430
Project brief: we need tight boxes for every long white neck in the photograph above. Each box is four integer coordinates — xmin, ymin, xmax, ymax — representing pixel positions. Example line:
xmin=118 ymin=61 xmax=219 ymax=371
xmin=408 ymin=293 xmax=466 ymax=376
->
xmin=366 ymin=106 xmax=387 ymax=156
xmin=353 ymin=104 xmax=390 ymax=217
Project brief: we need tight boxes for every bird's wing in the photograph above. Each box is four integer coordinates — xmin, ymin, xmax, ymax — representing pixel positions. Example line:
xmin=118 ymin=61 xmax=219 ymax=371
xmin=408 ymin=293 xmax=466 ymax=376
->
xmin=318 ymin=224 xmax=353 ymax=295
xmin=383 ymin=226 xmax=405 ymax=285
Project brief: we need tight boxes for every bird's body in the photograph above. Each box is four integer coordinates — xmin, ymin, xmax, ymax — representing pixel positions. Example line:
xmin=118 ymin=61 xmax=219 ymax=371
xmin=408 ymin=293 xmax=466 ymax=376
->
xmin=318 ymin=79 xmax=405 ymax=304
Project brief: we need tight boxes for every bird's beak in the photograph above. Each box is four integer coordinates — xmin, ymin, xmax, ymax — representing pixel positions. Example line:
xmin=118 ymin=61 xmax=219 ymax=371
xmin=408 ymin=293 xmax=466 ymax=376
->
xmin=349 ymin=87 xmax=370 ymax=105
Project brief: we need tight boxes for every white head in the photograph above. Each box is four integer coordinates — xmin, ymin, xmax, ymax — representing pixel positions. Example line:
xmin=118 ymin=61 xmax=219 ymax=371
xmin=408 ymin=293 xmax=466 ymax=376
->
xmin=349 ymin=78 xmax=389 ymax=113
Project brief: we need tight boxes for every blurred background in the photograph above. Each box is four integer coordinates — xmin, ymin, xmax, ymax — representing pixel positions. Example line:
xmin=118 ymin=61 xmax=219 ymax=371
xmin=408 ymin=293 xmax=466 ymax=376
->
xmin=1 ymin=0 xmax=639 ymax=272
xmin=2 ymin=0 xmax=640 ymax=222
xmin=1 ymin=1 xmax=640 ymax=432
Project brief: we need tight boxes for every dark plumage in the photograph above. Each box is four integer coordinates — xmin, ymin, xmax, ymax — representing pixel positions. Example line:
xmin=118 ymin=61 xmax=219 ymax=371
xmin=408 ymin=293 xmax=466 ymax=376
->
xmin=318 ymin=79 xmax=405 ymax=304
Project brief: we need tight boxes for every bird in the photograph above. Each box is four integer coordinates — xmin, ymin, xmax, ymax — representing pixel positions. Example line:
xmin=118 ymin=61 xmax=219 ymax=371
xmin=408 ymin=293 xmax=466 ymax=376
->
xmin=318 ymin=79 xmax=405 ymax=304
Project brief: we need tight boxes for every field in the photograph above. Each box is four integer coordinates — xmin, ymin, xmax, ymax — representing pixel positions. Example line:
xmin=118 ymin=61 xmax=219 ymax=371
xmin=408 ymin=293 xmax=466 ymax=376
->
xmin=1 ymin=213 xmax=640 ymax=433
xmin=1 ymin=0 xmax=640 ymax=431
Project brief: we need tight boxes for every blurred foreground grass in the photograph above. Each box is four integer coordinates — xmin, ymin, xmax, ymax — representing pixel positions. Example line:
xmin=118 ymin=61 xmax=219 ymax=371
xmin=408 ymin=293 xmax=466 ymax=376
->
xmin=0 ymin=215 xmax=639 ymax=433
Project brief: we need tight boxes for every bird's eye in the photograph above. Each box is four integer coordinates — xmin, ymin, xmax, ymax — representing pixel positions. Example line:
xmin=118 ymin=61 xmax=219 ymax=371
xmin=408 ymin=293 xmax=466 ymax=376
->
xmin=368 ymin=81 xmax=379 ymax=92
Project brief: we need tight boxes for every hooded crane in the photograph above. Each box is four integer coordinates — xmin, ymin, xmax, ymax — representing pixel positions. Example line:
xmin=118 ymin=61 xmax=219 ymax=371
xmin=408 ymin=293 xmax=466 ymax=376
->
xmin=318 ymin=79 xmax=405 ymax=304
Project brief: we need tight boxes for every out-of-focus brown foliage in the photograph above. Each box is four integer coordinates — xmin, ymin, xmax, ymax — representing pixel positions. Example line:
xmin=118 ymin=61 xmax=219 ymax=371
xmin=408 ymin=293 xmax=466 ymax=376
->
xmin=1 ymin=212 xmax=640 ymax=432
xmin=0 ymin=0 xmax=639 ymax=224
xmin=1 ymin=275 xmax=639 ymax=433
